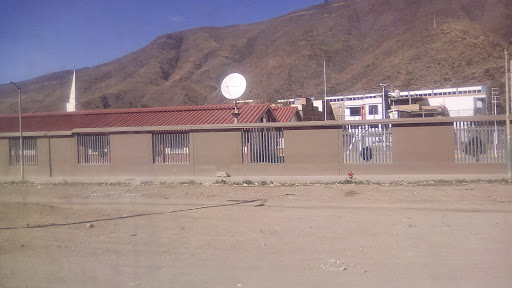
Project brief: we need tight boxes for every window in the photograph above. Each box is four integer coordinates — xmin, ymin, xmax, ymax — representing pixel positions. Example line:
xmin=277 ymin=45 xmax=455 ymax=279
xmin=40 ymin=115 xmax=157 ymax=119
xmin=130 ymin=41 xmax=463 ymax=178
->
xmin=9 ymin=138 xmax=38 ymax=166
xmin=77 ymin=134 xmax=111 ymax=165
xmin=152 ymin=132 xmax=190 ymax=164
xmin=242 ymin=128 xmax=284 ymax=164
xmin=368 ymin=105 xmax=379 ymax=115
xmin=349 ymin=107 xmax=361 ymax=116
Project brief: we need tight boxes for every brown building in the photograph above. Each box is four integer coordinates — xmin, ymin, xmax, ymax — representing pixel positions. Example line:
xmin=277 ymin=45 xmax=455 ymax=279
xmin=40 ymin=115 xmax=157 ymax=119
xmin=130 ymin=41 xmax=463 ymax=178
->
xmin=277 ymin=98 xmax=326 ymax=121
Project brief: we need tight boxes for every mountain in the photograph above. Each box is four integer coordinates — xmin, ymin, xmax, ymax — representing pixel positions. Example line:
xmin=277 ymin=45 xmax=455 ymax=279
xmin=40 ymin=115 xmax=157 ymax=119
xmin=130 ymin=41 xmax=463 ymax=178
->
xmin=0 ymin=0 xmax=511 ymax=114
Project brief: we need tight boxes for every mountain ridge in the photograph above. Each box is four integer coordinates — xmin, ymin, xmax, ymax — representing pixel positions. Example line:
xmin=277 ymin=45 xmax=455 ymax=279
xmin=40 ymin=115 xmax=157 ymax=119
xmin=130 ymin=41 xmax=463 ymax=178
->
xmin=0 ymin=0 xmax=510 ymax=113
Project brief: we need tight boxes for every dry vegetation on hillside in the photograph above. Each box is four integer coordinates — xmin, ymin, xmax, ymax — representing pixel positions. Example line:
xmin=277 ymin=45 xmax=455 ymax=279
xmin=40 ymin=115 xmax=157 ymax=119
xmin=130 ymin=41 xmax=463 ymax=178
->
xmin=0 ymin=0 xmax=510 ymax=113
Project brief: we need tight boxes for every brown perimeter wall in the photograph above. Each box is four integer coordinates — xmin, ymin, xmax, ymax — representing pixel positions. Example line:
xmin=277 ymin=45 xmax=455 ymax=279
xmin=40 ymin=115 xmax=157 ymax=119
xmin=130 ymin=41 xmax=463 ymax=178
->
xmin=0 ymin=118 xmax=510 ymax=179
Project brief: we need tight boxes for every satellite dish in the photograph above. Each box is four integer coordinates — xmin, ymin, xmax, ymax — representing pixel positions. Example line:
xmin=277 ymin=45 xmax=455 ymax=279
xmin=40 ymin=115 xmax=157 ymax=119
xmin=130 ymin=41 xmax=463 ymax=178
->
xmin=221 ymin=73 xmax=246 ymax=100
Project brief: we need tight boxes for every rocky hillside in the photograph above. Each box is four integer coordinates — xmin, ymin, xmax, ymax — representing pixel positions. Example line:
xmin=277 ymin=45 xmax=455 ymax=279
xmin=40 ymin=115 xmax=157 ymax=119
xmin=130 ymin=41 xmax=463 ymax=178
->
xmin=0 ymin=0 xmax=511 ymax=113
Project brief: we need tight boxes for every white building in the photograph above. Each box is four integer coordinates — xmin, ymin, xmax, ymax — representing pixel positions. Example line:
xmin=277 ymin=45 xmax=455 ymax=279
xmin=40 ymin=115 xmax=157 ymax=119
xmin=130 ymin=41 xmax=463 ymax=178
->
xmin=327 ymin=93 xmax=385 ymax=120
xmin=327 ymin=85 xmax=487 ymax=120
xmin=410 ymin=86 xmax=486 ymax=117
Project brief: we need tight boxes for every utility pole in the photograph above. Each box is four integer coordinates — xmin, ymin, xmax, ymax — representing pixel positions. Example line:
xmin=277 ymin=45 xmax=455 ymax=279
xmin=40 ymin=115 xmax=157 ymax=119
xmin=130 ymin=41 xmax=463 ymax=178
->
xmin=324 ymin=60 xmax=327 ymax=121
xmin=9 ymin=81 xmax=24 ymax=180
xmin=380 ymin=83 xmax=388 ymax=119
xmin=492 ymin=88 xmax=499 ymax=158
xmin=505 ymin=41 xmax=512 ymax=179
xmin=492 ymin=88 xmax=499 ymax=115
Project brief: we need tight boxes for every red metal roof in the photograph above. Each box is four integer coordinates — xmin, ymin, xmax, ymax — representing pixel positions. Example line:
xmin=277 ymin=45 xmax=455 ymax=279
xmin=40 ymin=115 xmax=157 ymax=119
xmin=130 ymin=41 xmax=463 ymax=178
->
xmin=272 ymin=106 xmax=301 ymax=122
xmin=0 ymin=104 xmax=287 ymax=133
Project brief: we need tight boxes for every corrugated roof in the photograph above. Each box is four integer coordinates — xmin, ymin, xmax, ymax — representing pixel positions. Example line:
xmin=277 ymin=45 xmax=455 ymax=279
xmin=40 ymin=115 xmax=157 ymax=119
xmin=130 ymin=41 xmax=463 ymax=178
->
xmin=272 ymin=106 xmax=301 ymax=122
xmin=0 ymin=104 xmax=285 ymax=133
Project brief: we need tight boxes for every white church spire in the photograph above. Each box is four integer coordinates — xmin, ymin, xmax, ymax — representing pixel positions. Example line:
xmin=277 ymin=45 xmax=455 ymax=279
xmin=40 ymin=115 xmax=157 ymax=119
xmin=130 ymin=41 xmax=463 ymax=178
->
xmin=66 ymin=70 xmax=76 ymax=112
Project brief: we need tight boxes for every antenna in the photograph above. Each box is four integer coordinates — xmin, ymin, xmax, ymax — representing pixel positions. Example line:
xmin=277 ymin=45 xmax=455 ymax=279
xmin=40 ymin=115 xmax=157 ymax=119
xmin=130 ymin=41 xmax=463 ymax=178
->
xmin=221 ymin=73 xmax=247 ymax=123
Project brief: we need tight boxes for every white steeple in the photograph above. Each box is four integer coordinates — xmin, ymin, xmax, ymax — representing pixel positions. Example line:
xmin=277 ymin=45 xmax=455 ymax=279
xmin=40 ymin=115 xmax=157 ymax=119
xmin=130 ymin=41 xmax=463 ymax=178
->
xmin=66 ymin=70 xmax=76 ymax=112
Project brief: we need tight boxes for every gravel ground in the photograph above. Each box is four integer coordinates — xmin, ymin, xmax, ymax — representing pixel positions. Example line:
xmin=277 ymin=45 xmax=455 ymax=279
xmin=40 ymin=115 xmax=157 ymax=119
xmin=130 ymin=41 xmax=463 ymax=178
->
xmin=1 ymin=181 xmax=511 ymax=287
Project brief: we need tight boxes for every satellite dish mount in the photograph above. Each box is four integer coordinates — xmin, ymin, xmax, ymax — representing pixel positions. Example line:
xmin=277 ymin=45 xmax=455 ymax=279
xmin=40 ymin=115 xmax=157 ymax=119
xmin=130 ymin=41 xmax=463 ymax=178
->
xmin=221 ymin=73 xmax=247 ymax=124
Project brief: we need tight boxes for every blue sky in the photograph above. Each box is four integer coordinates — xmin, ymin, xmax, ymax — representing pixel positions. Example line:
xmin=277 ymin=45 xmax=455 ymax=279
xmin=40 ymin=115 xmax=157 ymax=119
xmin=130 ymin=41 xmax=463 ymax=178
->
xmin=0 ymin=0 xmax=322 ymax=84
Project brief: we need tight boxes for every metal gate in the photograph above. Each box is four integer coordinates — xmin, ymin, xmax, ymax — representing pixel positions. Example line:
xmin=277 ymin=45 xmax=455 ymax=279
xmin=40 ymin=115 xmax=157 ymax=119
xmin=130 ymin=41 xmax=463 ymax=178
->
xmin=342 ymin=124 xmax=392 ymax=164
xmin=242 ymin=128 xmax=284 ymax=164
xmin=454 ymin=121 xmax=506 ymax=163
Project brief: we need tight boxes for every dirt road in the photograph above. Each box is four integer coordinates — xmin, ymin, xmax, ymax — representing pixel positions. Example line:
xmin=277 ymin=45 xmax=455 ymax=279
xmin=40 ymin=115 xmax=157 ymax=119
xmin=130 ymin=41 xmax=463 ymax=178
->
xmin=1 ymin=182 xmax=511 ymax=287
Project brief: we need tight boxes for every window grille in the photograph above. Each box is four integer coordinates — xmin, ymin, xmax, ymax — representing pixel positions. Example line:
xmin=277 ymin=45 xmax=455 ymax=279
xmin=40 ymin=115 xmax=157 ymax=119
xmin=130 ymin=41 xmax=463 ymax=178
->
xmin=152 ymin=133 xmax=190 ymax=164
xmin=343 ymin=124 xmax=392 ymax=164
xmin=454 ymin=121 xmax=506 ymax=163
xmin=242 ymin=128 xmax=284 ymax=164
xmin=77 ymin=134 xmax=111 ymax=165
xmin=9 ymin=138 xmax=38 ymax=166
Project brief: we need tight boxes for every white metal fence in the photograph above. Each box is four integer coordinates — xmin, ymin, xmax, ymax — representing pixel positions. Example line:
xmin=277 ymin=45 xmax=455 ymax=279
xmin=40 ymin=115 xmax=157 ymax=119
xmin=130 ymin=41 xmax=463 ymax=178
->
xmin=454 ymin=121 xmax=507 ymax=163
xmin=242 ymin=128 xmax=284 ymax=164
xmin=342 ymin=124 xmax=392 ymax=164
xmin=152 ymin=133 xmax=190 ymax=164
xmin=9 ymin=138 xmax=38 ymax=166
xmin=77 ymin=134 xmax=111 ymax=165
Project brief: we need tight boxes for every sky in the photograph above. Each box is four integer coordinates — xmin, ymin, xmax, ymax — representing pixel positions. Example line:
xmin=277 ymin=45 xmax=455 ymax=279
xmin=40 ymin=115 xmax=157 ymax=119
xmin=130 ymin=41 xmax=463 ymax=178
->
xmin=0 ymin=0 xmax=322 ymax=84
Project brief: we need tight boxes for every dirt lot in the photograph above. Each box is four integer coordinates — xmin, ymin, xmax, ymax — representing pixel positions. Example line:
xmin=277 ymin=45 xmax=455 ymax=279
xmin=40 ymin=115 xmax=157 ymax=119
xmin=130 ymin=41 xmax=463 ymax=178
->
xmin=1 ymin=181 xmax=511 ymax=288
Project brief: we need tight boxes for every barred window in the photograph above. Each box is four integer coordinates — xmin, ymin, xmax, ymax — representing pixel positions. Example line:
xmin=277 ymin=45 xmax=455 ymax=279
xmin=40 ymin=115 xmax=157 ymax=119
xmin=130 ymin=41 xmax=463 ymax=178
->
xmin=242 ymin=128 xmax=284 ymax=164
xmin=343 ymin=124 xmax=392 ymax=164
xmin=9 ymin=138 xmax=38 ymax=166
xmin=77 ymin=134 xmax=111 ymax=165
xmin=454 ymin=121 xmax=506 ymax=163
xmin=152 ymin=133 xmax=190 ymax=164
